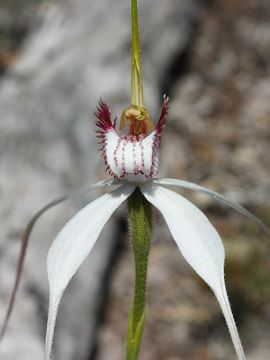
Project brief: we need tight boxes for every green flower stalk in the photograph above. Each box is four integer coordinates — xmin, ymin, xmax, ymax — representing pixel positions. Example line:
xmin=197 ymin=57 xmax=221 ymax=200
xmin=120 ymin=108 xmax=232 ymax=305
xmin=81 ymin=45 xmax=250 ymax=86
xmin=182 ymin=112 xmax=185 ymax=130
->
xmin=1 ymin=1 xmax=269 ymax=360
xmin=126 ymin=188 xmax=152 ymax=360
xmin=131 ymin=0 xmax=144 ymax=108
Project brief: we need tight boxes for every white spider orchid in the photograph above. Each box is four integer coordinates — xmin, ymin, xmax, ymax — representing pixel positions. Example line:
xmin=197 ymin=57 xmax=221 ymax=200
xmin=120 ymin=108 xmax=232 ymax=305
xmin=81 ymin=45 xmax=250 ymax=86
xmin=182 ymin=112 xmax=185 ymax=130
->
xmin=0 ymin=96 xmax=268 ymax=360
xmin=1 ymin=1 xmax=269 ymax=359
xmin=43 ymin=96 xmax=267 ymax=359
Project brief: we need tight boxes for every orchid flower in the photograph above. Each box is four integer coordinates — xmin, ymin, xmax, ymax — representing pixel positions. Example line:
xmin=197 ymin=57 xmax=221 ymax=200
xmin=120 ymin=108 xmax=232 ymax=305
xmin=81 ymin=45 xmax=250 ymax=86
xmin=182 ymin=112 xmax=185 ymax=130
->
xmin=1 ymin=97 xmax=268 ymax=360
xmin=1 ymin=1 xmax=269 ymax=360
xmin=44 ymin=96 xmax=267 ymax=360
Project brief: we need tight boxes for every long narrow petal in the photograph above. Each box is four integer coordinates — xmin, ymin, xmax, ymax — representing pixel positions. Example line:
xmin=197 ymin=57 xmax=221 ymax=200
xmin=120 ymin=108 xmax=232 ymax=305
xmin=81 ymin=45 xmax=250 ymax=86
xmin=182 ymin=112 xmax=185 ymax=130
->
xmin=141 ymin=183 xmax=246 ymax=360
xmin=153 ymin=178 xmax=270 ymax=235
xmin=45 ymin=184 xmax=135 ymax=360
xmin=0 ymin=179 xmax=118 ymax=344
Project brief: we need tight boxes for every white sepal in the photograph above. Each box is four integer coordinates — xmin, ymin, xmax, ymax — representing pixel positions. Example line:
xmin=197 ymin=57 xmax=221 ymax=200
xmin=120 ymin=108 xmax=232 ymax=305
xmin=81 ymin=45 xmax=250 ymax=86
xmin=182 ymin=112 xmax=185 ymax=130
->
xmin=45 ymin=184 xmax=135 ymax=360
xmin=153 ymin=177 xmax=270 ymax=235
xmin=141 ymin=183 xmax=246 ymax=360
xmin=0 ymin=179 xmax=120 ymax=345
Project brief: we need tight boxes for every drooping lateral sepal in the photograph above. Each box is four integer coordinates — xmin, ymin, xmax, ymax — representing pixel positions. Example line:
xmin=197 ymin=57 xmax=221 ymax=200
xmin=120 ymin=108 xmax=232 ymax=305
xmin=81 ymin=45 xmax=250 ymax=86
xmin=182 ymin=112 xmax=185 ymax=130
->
xmin=0 ymin=179 xmax=118 ymax=344
xmin=140 ymin=183 xmax=246 ymax=360
xmin=45 ymin=184 xmax=135 ymax=360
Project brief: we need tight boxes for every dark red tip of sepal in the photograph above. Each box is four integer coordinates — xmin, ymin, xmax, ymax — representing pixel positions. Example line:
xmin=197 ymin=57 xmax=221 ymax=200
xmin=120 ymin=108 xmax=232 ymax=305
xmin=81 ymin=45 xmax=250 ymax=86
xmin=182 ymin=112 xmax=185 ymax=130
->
xmin=95 ymin=99 xmax=116 ymax=132
xmin=156 ymin=95 xmax=169 ymax=135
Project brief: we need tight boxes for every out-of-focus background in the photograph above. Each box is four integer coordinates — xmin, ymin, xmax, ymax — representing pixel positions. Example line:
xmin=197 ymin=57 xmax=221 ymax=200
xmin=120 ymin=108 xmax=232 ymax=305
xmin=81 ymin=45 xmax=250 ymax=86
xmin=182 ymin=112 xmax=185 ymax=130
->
xmin=0 ymin=0 xmax=269 ymax=359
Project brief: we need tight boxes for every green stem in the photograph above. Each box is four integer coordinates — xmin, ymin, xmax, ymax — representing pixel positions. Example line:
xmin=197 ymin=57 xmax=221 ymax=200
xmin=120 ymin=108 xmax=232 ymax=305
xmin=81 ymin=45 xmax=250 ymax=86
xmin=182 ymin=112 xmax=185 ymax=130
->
xmin=131 ymin=0 xmax=145 ymax=107
xmin=125 ymin=188 xmax=152 ymax=360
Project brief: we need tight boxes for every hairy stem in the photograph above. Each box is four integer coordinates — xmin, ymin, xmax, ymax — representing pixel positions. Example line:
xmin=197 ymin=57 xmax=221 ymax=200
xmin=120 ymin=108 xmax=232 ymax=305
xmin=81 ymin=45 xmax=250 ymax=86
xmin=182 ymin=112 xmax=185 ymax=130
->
xmin=125 ymin=188 xmax=152 ymax=360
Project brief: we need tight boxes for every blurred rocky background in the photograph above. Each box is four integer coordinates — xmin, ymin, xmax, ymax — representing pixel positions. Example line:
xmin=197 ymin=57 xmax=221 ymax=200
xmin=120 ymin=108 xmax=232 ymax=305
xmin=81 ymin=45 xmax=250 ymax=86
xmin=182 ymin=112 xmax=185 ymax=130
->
xmin=0 ymin=0 xmax=269 ymax=359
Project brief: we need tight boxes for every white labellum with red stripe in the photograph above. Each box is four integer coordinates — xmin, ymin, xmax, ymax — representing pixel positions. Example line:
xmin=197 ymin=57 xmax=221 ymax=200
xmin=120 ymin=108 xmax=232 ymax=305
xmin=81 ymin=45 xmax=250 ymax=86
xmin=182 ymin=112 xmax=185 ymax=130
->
xmin=95 ymin=96 xmax=169 ymax=181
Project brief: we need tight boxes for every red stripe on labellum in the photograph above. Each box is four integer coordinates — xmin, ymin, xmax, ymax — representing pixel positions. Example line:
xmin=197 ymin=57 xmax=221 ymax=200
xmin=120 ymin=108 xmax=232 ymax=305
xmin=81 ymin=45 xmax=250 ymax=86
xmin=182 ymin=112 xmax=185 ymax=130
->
xmin=121 ymin=139 xmax=127 ymax=177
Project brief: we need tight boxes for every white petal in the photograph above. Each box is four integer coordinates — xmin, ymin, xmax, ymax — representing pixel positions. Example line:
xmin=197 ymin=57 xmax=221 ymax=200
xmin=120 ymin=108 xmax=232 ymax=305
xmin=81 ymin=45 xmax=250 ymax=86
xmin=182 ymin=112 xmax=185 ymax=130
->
xmin=153 ymin=178 xmax=270 ymax=235
xmin=45 ymin=184 xmax=135 ymax=360
xmin=141 ymin=183 xmax=246 ymax=360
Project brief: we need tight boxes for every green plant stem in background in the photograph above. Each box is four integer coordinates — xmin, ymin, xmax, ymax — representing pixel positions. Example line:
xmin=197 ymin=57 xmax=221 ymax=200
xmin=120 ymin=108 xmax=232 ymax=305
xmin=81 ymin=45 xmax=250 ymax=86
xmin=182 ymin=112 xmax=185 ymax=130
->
xmin=125 ymin=188 xmax=152 ymax=360
xmin=131 ymin=0 xmax=144 ymax=107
